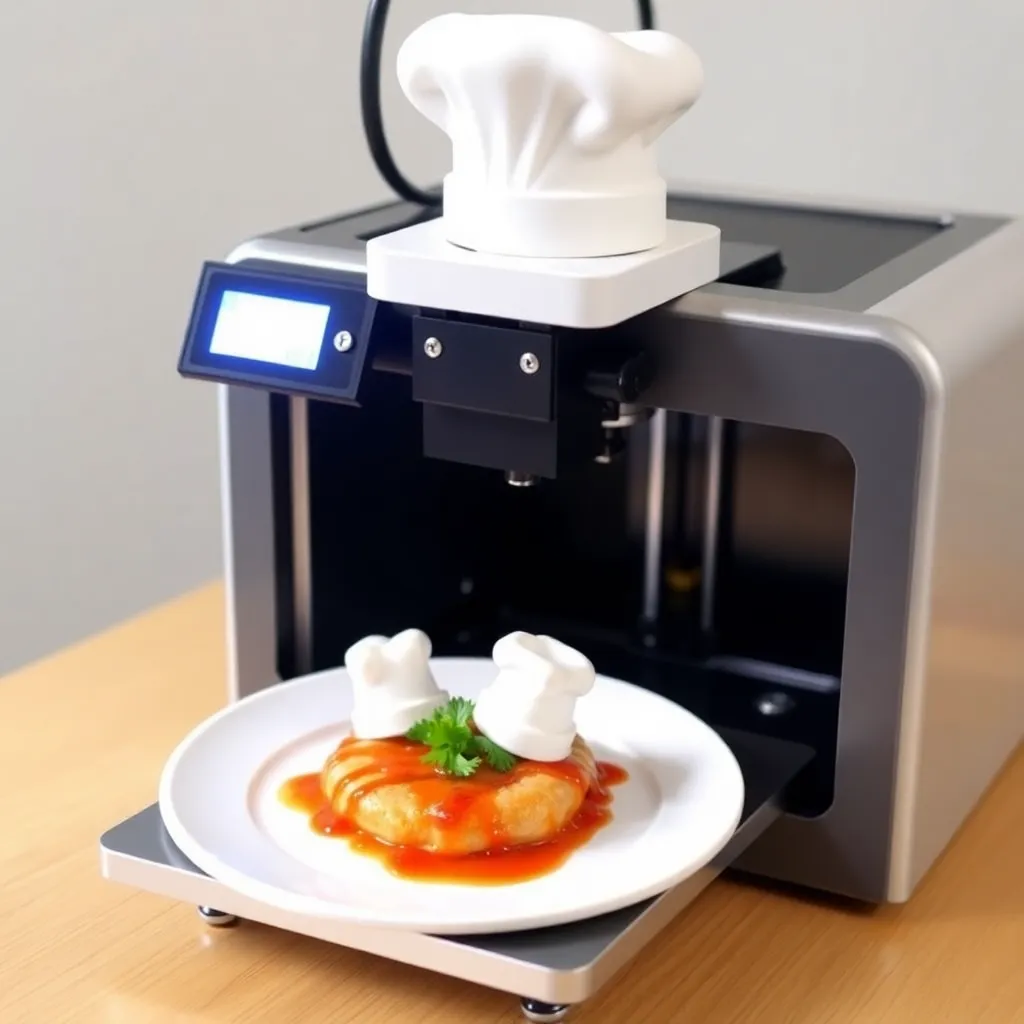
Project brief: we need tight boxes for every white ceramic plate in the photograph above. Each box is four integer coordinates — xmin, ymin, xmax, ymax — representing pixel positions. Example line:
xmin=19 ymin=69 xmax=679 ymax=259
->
xmin=159 ymin=658 xmax=744 ymax=935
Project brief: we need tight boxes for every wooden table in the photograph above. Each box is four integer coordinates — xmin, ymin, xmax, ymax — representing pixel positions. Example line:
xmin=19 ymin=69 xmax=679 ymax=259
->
xmin=1 ymin=583 xmax=1021 ymax=1024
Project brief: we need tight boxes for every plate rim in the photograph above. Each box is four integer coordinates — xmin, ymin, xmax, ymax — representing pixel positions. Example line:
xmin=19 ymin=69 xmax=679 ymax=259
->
xmin=158 ymin=659 xmax=745 ymax=934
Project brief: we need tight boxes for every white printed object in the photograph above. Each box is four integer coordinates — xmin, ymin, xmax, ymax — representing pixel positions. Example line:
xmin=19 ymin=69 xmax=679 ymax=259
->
xmin=367 ymin=13 xmax=721 ymax=329
xmin=396 ymin=13 xmax=705 ymax=259
xmin=345 ymin=629 xmax=449 ymax=739
xmin=473 ymin=632 xmax=597 ymax=762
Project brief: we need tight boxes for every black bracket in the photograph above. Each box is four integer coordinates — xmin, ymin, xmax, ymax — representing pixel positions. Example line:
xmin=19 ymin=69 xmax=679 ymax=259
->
xmin=411 ymin=314 xmax=604 ymax=479
xmin=412 ymin=318 xmax=555 ymax=422
xmin=408 ymin=312 xmax=657 ymax=479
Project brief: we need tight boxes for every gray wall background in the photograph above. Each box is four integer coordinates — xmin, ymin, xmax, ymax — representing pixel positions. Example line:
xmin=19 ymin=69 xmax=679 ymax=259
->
xmin=1 ymin=0 xmax=1021 ymax=675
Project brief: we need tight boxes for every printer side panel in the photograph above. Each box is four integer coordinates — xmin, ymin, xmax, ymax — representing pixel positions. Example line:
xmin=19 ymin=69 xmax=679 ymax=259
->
xmin=209 ymin=199 xmax=1023 ymax=903
xmin=218 ymin=383 xmax=281 ymax=702
xmin=873 ymin=220 xmax=1024 ymax=900
xmin=643 ymin=301 xmax=931 ymax=902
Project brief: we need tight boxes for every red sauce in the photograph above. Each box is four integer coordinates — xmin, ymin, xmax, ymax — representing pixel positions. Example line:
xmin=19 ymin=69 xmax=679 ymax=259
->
xmin=278 ymin=736 xmax=629 ymax=885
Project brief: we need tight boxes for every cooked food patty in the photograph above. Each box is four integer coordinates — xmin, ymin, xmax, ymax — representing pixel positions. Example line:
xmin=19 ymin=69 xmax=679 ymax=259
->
xmin=320 ymin=734 xmax=598 ymax=854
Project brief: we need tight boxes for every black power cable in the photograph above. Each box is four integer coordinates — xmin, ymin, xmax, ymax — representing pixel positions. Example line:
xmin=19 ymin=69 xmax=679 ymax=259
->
xmin=636 ymin=0 xmax=656 ymax=31
xmin=360 ymin=1 xmax=658 ymax=208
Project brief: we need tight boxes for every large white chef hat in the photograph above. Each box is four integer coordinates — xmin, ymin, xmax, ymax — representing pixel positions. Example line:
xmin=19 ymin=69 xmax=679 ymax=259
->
xmin=397 ymin=14 xmax=704 ymax=260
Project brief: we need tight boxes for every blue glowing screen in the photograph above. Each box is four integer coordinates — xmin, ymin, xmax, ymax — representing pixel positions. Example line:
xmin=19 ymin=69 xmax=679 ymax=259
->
xmin=209 ymin=290 xmax=331 ymax=371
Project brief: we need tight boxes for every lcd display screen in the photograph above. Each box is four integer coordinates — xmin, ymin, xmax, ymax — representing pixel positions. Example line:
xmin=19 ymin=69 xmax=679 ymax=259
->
xmin=209 ymin=290 xmax=331 ymax=370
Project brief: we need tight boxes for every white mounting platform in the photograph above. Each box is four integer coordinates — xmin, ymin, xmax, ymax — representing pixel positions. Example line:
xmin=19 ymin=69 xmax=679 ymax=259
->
xmin=365 ymin=218 xmax=721 ymax=329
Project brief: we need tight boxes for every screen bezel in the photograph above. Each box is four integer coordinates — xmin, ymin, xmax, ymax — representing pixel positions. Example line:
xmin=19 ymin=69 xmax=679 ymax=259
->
xmin=179 ymin=262 xmax=375 ymax=403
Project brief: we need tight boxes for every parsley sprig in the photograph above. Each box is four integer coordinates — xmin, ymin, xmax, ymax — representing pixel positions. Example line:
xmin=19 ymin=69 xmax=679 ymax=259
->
xmin=406 ymin=696 xmax=517 ymax=777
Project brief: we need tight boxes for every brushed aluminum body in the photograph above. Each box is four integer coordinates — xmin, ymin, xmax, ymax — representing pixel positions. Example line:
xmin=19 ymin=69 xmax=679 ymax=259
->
xmin=212 ymin=187 xmax=1023 ymax=903
xmin=97 ymin=186 xmax=1024 ymax=1018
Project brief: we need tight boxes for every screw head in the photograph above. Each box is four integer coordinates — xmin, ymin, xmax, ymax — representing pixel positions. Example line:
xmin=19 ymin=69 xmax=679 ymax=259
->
xmin=520 ymin=352 xmax=540 ymax=374
xmin=424 ymin=337 xmax=443 ymax=359
xmin=333 ymin=330 xmax=354 ymax=353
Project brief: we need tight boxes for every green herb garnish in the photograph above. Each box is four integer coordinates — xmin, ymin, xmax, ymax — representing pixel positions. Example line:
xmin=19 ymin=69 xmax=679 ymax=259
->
xmin=471 ymin=734 xmax=517 ymax=773
xmin=406 ymin=697 xmax=517 ymax=777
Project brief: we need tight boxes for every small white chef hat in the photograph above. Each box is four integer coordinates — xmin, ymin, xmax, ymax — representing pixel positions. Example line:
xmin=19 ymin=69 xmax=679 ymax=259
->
xmin=397 ymin=14 xmax=704 ymax=259
xmin=345 ymin=629 xmax=448 ymax=739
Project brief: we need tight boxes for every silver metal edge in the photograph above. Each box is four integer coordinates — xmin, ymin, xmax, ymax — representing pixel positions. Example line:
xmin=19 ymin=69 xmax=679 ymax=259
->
xmin=664 ymin=288 xmax=944 ymax=902
xmin=228 ymin=237 xmax=367 ymax=274
xmin=99 ymin=843 xmax=585 ymax=1002
xmin=641 ymin=409 xmax=667 ymax=627
xmin=865 ymin=217 xmax=1024 ymax=900
xmin=667 ymin=289 xmax=944 ymax=421
xmin=215 ymin=383 xmax=281 ymax=703
xmin=216 ymin=384 xmax=241 ymax=699
xmin=700 ymin=416 xmax=725 ymax=635
xmin=99 ymin=842 xmax=693 ymax=1004
xmin=99 ymin=773 xmax=789 ymax=1006
xmin=289 ymin=396 xmax=313 ymax=676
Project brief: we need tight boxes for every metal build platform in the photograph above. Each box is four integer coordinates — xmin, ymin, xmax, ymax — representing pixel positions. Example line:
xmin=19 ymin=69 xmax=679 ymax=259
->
xmin=100 ymin=728 xmax=811 ymax=1013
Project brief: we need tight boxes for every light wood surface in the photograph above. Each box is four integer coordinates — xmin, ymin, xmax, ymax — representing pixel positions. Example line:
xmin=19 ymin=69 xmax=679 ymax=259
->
xmin=1 ymin=583 xmax=1021 ymax=1024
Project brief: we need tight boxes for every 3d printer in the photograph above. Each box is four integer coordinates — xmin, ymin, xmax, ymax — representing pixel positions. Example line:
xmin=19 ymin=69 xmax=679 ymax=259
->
xmin=101 ymin=4 xmax=1024 ymax=1021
